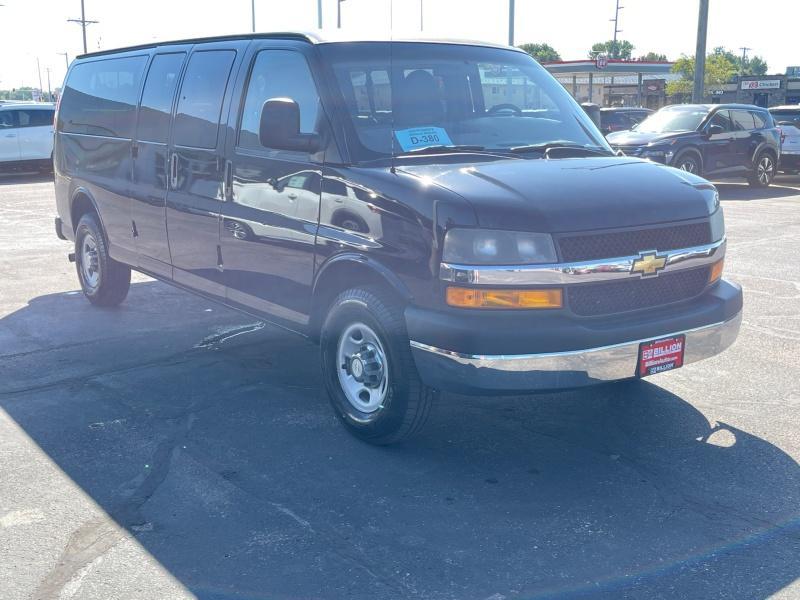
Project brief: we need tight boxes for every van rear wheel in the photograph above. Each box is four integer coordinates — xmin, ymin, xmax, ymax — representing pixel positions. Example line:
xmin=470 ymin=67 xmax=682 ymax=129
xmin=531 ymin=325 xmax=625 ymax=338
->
xmin=320 ymin=287 xmax=435 ymax=445
xmin=75 ymin=213 xmax=131 ymax=307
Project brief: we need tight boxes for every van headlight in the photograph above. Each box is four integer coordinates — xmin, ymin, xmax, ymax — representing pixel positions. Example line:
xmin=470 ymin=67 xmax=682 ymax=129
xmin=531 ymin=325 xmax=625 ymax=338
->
xmin=443 ymin=229 xmax=557 ymax=265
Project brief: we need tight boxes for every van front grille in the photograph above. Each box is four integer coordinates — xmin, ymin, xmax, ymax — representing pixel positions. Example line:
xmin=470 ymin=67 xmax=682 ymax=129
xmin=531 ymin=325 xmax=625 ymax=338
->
xmin=567 ymin=267 xmax=711 ymax=317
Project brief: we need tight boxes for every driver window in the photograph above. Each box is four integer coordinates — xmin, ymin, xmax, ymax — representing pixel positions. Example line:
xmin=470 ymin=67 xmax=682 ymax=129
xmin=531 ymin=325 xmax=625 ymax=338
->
xmin=708 ymin=110 xmax=733 ymax=132
xmin=239 ymin=50 xmax=320 ymax=150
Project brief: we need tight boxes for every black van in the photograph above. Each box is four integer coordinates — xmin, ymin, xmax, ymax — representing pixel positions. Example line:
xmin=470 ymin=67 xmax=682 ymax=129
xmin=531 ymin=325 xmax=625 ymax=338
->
xmin=54 ymin=33 xmax=742 ymax=444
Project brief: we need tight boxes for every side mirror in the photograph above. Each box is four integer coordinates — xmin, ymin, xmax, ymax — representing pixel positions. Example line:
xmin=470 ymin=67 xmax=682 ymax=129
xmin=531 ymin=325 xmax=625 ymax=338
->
xmin=707 ymin=124 xmax=725 ymax=137
xmin=259 ymin=98 xmax=320 ymax=153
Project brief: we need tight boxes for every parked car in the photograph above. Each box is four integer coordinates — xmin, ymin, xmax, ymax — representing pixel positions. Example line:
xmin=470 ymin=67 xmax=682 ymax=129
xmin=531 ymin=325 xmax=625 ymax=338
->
xmin=53 ymin=33 xmax=742 ymax=444
xmin=607 ymin=103 xmax=781 ymax=187
xmin=769 ymin=105 xmax=800 ymax=174
xmin=0 ymin=102 xmax=55 ymax=172
xmin=599 ymin=107 xmax=654 ymax=136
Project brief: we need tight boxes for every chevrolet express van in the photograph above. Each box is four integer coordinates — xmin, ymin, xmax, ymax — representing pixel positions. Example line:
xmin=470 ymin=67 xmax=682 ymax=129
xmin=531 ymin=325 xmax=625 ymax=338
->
xmin=54 ymin=33 xmax=742 ymax=443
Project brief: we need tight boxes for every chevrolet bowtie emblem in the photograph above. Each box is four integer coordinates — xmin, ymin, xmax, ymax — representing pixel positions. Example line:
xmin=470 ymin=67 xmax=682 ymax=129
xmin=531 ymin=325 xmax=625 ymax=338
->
xmin=631 ymin=252 xmax=667 ymax=277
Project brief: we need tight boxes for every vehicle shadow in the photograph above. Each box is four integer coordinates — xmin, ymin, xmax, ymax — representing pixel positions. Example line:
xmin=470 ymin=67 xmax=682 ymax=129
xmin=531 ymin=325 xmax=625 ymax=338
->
xmin=0 ymin=171 xmax=54 ymax=186
xmin=1 ymin=284 xmax=798 ymax=599
xmin=715 ymin=178 xmax=800 ymax=201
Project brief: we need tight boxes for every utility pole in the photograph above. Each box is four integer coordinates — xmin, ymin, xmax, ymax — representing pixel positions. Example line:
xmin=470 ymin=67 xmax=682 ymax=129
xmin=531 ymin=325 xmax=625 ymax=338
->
xmin=508 ymin=0 xmax=515 ymax=46
xmin=58 ymin=52 xmax=69 ymax=70
xmin=36 ymin=57 xmax=43 ymax=99
xmin=67 ymin=0 xmax=98 ymax=55
xmin=739 ymin=46 xmax=751 ymax=76
xmin=610 ymin=0 xmax=623 ymax=57
xmin=337 ymin=0 xmax=346 ymax=28
xmin=46 ymin=68 xmax=52 ymax=102
xmin=692 ymin=0 xmax=709 ymax=103
xmin=420 ymin=0 xmax=424 ymax=31
xmin=251 ymin=0 xmax=255 ymax=32
xmin=317 ymin=0 xmax=322 ymax=28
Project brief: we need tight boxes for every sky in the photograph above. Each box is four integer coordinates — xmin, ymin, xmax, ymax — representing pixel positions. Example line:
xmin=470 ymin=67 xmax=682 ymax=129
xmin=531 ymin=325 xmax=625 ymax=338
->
xmin=0 ymin=0 xmax=798 ymax=92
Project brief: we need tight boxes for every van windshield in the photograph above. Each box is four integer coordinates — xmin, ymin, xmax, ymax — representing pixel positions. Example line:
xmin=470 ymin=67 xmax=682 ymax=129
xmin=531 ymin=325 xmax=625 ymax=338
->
xmin=318 ymin=42 xmax=609 ymax=162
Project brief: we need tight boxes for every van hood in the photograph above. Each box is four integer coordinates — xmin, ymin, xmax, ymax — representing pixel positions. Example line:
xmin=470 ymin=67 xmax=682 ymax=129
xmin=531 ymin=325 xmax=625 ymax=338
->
xmin=398 ymin=156 xmax=714 ymax=233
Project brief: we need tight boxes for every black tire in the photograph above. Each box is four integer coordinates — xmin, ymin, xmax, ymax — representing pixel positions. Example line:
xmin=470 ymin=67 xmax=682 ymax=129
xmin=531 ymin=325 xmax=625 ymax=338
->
xmin=673 ymin=150 xmax=702 ymax=176
xmin=320 ymin=286 xmax=435 ymax=444
xmin=748 ymin=151 xmax=776 ymax=188
xmin=75 ymin=213 xmax=131 ymax=307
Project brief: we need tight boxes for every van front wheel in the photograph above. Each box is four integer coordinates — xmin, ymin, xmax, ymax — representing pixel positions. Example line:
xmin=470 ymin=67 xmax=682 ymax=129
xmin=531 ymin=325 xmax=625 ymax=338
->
xmin=320 ymin=287 xmax=435 ymax=444
xmin=75 ymin=213 xmax=131 ymax=307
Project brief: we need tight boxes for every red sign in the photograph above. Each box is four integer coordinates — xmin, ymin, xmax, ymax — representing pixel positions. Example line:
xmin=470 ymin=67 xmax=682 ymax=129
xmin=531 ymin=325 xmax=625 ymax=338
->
xmin=596 ymin=55 xmax=608 ymax=70
xmin=638 ymin=335 xmax=685 ymax=377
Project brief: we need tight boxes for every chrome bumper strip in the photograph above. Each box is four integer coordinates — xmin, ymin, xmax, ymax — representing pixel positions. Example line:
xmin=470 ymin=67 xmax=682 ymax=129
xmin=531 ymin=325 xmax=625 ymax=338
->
xmin=440 ymin=238 xmax=725 ymax=286
xmin=409 ymin=311 xmax=741 ymax=391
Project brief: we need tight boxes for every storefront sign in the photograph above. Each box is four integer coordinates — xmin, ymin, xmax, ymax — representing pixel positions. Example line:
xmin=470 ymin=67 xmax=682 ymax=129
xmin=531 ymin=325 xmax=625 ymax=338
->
xmin=741 ymin=79 xmax=781 ymax=90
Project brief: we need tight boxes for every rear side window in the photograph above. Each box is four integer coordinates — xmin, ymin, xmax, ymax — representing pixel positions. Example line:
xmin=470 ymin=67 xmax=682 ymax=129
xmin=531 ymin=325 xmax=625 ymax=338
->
xmin=18 ymin=109 xmax=54 ymax=127
xmin=137 ymin=53 xmax=185 ymax=144
xmin=731 ymin=110 xmax=755 ymax=131
xmin=751 ymin=111 xmax=768 ymax=129
xmin=59 ymin=56 xmax=148 ymax=138
xmin=238 ymin=50 xmax=321 ymax=150
xmin=173 ymin=50 xmax=235 ymax=149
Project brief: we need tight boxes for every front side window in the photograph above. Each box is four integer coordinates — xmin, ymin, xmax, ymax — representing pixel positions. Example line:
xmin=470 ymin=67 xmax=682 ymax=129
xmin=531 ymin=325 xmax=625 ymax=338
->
xmin=59 ymin=55 xmax=148 ymax=138
xmin=0 ymin=111 xmax=16 ymax=128
xmin=321 ymin=42 xmax=606 ymax=162
xmin=238 ymin=50 xmax=321 ymax=150
xmin=137 ymin=53 xmax=185 ymax=144
xmin=708 ymin=110 xmax=733 ymax=132
xmin=173 ymin=50 xmax=236 ymax=149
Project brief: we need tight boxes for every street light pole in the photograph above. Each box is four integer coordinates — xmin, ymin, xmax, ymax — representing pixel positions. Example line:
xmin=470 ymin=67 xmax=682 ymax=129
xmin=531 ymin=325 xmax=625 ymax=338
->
xmin=317 ymin=0 xmax=322 ymax=28
xmin=508 ymin=0 xmax=515 ymax=46
xmin=251 ymin=0 xmax=255 ymax=32
xmin=36 ymin=57 xmax=43 ymax=99
xmin=46 ymin=68 xmax=52 ymax=102
xmin=420 ymin=0 xmax=424 ymax=31
xmin=693 ymin=0 xmax=709 ymax=103
xmin=58 ymin=52 xmax=69 ymax=70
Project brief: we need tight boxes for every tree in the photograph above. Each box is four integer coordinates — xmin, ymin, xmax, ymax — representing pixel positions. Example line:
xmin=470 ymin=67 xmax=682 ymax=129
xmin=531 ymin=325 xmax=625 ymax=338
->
xmin=638 ymin=51 xmax=668 ymax=62
xmin=666 ymin=52 xmax=738 ymax=97
xmin=588 ymin=39 xmax=634 ymax=60
xmin=712 ymin=46 xmax=769 ymax=76
xmin=518 ymin=43 xmax=561 ymax=63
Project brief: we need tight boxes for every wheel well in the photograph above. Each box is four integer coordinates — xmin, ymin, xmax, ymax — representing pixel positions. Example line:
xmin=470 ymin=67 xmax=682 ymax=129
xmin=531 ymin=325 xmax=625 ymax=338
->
xmin=70 ymin=193 xmax=97 ymax=233
xmin=309 ymin=260 xmax=406 ymax=342
xmin=675 ymin=147 xmax=703 ymax=167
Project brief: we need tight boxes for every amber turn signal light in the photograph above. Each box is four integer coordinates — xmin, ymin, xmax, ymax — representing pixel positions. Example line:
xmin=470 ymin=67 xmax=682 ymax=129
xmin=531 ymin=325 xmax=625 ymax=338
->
xmin=709 ymin=258 xmax=724 ymax=283
xmin=446 ymin=286 xmax=563 ymax=309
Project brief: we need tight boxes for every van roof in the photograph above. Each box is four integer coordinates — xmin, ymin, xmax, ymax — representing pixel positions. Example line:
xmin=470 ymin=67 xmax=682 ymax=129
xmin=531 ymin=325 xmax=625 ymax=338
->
xmin=76 ymin=31 xmax=519 ymax=59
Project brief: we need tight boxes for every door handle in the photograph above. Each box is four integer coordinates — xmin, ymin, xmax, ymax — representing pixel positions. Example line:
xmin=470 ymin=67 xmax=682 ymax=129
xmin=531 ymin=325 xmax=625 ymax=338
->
xmin=170 ymin=153 xmax=178 ymax=189
xmin=287 ymin=193 xmax=298 ymax=200
xmin=224 ymin=160 xmax=233 ymax=201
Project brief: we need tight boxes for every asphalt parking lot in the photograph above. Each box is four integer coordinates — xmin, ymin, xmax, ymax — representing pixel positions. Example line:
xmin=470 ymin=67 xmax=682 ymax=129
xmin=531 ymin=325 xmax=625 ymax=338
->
xmin=1 ymin=173 xmax=799 ymax=600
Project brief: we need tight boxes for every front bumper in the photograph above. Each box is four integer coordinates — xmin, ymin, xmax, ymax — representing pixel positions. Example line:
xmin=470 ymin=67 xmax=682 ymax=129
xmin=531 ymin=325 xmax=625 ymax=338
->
xmin=407 ymin=279 xmax=742 ymax=394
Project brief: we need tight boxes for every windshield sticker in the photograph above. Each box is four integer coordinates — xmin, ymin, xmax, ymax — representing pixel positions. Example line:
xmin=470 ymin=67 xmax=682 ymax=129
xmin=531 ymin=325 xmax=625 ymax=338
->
xmin=394 ymin=127 xmax=453 ymax=152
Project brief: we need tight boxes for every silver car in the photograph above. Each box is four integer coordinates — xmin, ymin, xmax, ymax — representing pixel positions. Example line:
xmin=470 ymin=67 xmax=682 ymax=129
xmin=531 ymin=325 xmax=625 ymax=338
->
xmin=770 ymin=105 xmax=800 ymax=174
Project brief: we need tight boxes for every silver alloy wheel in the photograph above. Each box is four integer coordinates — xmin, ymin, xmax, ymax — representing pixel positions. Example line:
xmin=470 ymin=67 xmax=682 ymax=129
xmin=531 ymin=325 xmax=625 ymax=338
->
xmin=336 ymin=322 xmax=389 ymax=413
xmin=678 ymin=157 xmax=698 ymax=174
xmin=81 ymin=233 xmax=100 ymax=289
xmin=757 ymin=155 xmax=774 ymax=185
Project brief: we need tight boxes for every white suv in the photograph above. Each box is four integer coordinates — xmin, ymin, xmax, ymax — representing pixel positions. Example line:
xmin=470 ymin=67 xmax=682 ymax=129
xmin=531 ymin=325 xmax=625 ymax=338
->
xmin=0 ymin=102 xmax=55 ymax=172
xmin=770 ymin=106 xmax=800 ymax=174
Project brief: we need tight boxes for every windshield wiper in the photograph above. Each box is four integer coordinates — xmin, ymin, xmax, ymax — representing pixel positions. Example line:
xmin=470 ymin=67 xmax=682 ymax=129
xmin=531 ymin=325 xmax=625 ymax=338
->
xmin=507 ymin=142 xmax=612 ymax=157
xmin=400 ymin=144 xmax=488 ymax=155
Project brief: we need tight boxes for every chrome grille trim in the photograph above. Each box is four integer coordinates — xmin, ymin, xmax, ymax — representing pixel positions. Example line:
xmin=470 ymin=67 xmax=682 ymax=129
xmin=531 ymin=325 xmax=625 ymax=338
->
xmin=439 ymin=238 xmax=725 ymax=286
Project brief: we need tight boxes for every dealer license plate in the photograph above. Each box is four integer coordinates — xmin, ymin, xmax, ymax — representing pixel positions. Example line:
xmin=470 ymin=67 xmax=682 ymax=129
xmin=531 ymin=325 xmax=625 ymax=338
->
xmin=638 ymin=335 xmax=685 ymax=377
